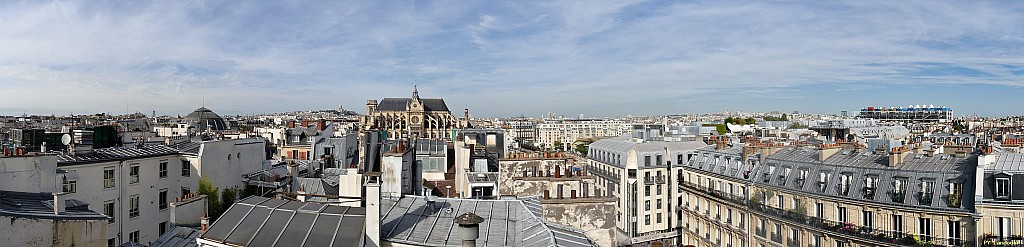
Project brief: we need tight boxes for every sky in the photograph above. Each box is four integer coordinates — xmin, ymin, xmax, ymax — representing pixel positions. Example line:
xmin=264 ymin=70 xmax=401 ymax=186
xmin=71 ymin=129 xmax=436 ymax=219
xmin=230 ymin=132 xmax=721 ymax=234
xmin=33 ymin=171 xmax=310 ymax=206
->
xmin=1 ymin=1 xmax=1023 ymax=118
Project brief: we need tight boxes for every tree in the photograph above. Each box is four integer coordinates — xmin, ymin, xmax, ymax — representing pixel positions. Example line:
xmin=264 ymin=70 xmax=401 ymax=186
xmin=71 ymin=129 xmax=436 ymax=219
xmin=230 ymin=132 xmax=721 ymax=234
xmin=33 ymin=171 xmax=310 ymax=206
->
xmin=553 ymin=141 xmax=564 ymax=151
xmin=198 ymin=177 xmax=222 ymax=220
xmin=221 ymin=188 xmax=237 ymax=213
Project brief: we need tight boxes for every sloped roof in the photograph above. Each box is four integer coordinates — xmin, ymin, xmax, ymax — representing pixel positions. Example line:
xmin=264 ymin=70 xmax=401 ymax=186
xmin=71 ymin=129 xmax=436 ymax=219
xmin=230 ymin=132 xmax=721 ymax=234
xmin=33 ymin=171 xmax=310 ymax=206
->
xmin=379 ymin=195 xmax=593 ymax=247
xmin=56 ymin=145 xmax=181 ymax=166
xmin=200 ymin=196 xmax=366 ymax=247
xmin=149 ymin=226 xmax=200 ymax=247
xmin=0 ymin=190 xmax=108 ymax=220
xmin=376 ymin=98 xmax=450 ymax=112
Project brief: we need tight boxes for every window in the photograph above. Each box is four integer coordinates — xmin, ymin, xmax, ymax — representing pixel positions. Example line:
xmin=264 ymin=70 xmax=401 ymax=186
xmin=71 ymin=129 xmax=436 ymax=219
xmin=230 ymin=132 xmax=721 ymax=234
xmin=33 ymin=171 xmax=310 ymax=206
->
xmin=129 ymin=165 xmax=139 ymax=184
xmin=645 ymin=215 xmax=651 ymax=225
xmin=815 ymin=203 xmax=824 ymax=219
xmin=892 ymin=214 xmax=904 ymax=235
xmin=657 ymin=184 xmax=662 ymax=195
xmin=919 ymin=179 xmax=935 ymax=205
xmin=835 ymin=240 xmax=845 ymax=247
xmin=129 ymin=195 xmax=140 ymax=218
xmin=108 ymin=238 xmax=116 ymax=247
xmin=182 ymin=187 xmax=191 ymax=197
xmin=998 ymin=217 xmax=1012 ymax=240
xmin=62 ymin=176 xmax=77 ymax=193
xmin=645 ymin=155 xmax=651 ymax=166
xmin=103 ymin=168 xmax=115 ymax=189
xmin=159 ymin=189 xmax=168 ymax=210
xmin=104 ymin=201 xmax=115 ymax=223
xmin=839 ymin=173 xmax=852 ymax=196
xmin=159 ymin=221 xmax=168 ymax=236
xmin=129 ymin=230 xmax=139 ymax=244
xmin=159 ymin=161 xmax=168 ymax=178
xmin=863 ymin=211 xmax=874 ymax=230
xmin=645 ymin=186 xmax=651 ymax=197
xmin=996 ymin=177 xmax=1011 ymax=199
xmin=181 ymin=160 xmax=191 ymax=177
xmin=892 ymin=177 xmax=909 ymax=203
xmin=657 ymin=213 xmax=663 ymax=223
xmin=864 ymin=175 xmax=878 ymax=199
xmin=776 ymin=194 xmax=784 ymax=208
xmin=657 ymin=199 xmax=662 ymax=209
xmin=948 ymin=181 xmax=963 ymax=207
xmin=919 ymin=218 xmax=932 ymax=241
xmin=837 ymin=207 xmax=847 ymax=223
xmin=656 ymin=154 xmax=662 ymax=165
xmin=818 ymin=171 xmax=830 ymax=192
xmin=948 ymin=220 xmax=961 ymax=246
xmin=677 ymin=154 xmax=684 ymax=166
xmin=645 ymin=200 xmax=651 ymax=211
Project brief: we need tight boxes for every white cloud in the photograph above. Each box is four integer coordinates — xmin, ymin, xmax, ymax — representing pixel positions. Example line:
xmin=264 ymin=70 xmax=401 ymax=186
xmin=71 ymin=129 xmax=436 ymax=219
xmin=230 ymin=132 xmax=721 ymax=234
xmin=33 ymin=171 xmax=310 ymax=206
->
xmin=0 ymin=1 xmax=1022 ymax=116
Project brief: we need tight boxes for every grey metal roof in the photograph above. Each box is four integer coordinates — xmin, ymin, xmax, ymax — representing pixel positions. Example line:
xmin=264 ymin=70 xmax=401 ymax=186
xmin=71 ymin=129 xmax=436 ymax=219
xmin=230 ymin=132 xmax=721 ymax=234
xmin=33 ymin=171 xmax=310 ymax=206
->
xmin=588 ymin=139 xmax=710 ymax=167
xmin=149 ymin=227 xmax=199 ymax=247
xmin=986 ymin=153 xmax=1024 ymax=172
xmin=686 ymin=146 xmax=977 ymax=212
xmin=200 ymin=196 xmax=366 ymax=247
xmin=293 ymin=177 xmax=343 ymax=204
xmin=168 ymin=141 xmax=202 ymax=155
xmin=56 ymin=144 xmax=181 ymax=166
xmin=379 ymin=195 xmax=593 ymax=247
xmin=376 ymin=98 xmax=451 ymax=112
xmin=0 ymin=190 xmax=108 ymax=220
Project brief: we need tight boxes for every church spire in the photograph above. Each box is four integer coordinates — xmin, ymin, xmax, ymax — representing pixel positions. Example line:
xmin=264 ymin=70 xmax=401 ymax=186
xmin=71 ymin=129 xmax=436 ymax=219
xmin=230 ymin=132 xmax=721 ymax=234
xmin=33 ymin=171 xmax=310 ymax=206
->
xmin=412 ymin=84 xmax=419 ymax=99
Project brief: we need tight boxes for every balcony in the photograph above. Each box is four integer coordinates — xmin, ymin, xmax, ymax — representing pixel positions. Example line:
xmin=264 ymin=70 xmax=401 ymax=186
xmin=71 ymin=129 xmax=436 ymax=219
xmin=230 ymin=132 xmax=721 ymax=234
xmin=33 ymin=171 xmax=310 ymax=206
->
xmin=918 ymin=192 xmax=933 ymax=205
xmin=656 ymin=175 xmax=666 ymax=184
xmin=946 ymin=193 xmax=962 ymax=208
xmin=891 ymin=191 xmax=907 ymax=203
xmin=756 ymin=227 xmax=766 ymax=238
xmin=863 ymin=187 xmax=876 ymax=200
xmin=750 ymin=204 xmax=970 ymax=247
xmin=787 ymin=238 xmax=801 ymax=247
xmin=771 ymin=233 xmax=782 ymax=243
xmin=680 ymin=181 xmax=748 ymax=206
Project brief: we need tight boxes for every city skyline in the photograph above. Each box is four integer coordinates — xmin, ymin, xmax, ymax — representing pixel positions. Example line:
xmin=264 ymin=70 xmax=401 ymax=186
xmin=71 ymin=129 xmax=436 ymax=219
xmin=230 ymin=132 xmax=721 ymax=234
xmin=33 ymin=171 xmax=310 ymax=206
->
xmin=2 ymin=1 xmax=1023 ymax=117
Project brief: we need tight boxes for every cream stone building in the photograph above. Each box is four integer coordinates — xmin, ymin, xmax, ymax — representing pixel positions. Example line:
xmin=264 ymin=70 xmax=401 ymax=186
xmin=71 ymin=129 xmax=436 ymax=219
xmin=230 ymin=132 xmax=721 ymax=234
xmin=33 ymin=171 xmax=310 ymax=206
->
xmin=361 ymin=86 xmax=470 ymax=140
xmin=585 ymin=137 xmax=710 ymax=246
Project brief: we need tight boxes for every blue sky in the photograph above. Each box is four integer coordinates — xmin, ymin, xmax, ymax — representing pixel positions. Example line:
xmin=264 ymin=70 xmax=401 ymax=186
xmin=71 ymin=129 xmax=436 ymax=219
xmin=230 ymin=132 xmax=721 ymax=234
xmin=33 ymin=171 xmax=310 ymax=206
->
xmin=1 ymin=1 xmax=1023 ymax=117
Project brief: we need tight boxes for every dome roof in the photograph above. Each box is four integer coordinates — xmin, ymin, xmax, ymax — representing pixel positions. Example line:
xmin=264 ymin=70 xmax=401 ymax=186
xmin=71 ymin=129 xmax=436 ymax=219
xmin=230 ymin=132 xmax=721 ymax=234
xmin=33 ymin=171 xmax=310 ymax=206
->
xmin=183 ymin=107 xmax=228 ymax=131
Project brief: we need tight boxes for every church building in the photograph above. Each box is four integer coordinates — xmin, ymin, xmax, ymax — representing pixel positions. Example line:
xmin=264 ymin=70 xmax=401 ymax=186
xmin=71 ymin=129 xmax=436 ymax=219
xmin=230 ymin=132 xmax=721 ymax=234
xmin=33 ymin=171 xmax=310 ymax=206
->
xmin=361 ymin=86 xmax=470 ymax=140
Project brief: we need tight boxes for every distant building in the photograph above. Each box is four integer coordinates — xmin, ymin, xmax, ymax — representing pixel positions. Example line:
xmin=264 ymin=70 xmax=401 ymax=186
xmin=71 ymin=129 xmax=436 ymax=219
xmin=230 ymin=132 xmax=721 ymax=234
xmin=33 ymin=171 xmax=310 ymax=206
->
xmin=361 ymin=86 xmax=470 ymax=140
xmin=858 ymin=105 xmax=952 ymax=122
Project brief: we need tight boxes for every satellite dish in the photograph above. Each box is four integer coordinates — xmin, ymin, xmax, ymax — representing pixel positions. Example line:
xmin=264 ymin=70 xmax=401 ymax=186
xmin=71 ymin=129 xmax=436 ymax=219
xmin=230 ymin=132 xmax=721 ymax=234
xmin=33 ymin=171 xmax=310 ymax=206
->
xmin=61 ymin=134 xmax=72 ymax=145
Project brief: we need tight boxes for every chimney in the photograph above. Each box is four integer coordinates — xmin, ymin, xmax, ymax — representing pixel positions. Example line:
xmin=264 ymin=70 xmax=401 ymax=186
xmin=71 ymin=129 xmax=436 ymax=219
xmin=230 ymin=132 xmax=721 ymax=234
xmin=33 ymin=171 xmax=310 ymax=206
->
xmin=818 ymin=143 xmax=841 ymax=161
xmin=297 ymin=189 xmax=307 ymax=202
xmin=288 ymin=121 xmax=296 ymax=128
xmin=888 ymin=146 xmax=909 ymax=166
xmin=287 ymin=161 xmax=297 ymax=177
xmin=53 ymin=192 xmax=67 ymax=215
xmin=364 ymin=176 xmax=381 ymax=247
xmin=317 ymin=120 xmax=326 ymax=131
xmin=455 ymin=212 xmax=484 ymax=247
xmin=201 ymin=216 xmax=209 ymax=233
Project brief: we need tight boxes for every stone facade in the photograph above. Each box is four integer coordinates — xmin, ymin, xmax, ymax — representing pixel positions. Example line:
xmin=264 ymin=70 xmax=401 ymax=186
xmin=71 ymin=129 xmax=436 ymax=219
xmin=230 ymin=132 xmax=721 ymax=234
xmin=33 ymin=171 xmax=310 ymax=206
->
xmin=361 ymin=86 xmax=470 ymax=140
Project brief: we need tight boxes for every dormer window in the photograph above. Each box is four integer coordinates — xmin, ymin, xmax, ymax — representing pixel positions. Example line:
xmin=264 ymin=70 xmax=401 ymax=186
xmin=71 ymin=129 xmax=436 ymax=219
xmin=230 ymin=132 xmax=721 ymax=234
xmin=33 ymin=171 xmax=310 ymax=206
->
xmin=838 ymin=173 xmax=852 ymax=196
xmin=818 ymin=171 xmax=831 ymax=192
xmin=795 ymin=168 xmax=808 ymax=188
xmin=779 ymin=166 xmax=791 ymax=186
xmin=892 ymin=177 xmax=909 ymax=203
xmin=996 ymin=177 xmax=1011 ymax=200
xmin=864 ymin=175 xmax=879 ymax=200
xmin=918 ymin=179 xmax=935 ymax=205
xmin=947 ymin=180 xmax=963 ymax=208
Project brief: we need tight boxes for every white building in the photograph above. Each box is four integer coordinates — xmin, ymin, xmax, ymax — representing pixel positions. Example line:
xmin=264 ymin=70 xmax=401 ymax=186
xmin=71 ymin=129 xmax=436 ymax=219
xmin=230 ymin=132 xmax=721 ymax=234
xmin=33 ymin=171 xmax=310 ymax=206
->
xmin=536 ymin=119 xmax=631 ymax=151
xmin=585 ymin=137 xmax=710 ymax=245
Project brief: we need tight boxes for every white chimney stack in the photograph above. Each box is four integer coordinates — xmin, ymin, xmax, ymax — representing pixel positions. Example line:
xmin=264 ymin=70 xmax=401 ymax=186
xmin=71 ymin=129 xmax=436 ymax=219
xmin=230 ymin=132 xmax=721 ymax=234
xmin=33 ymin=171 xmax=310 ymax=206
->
xmin=53 ymin=192 xmax=67 ymax=215
xmin=364 ymin=176 xmax=381 ymax=247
